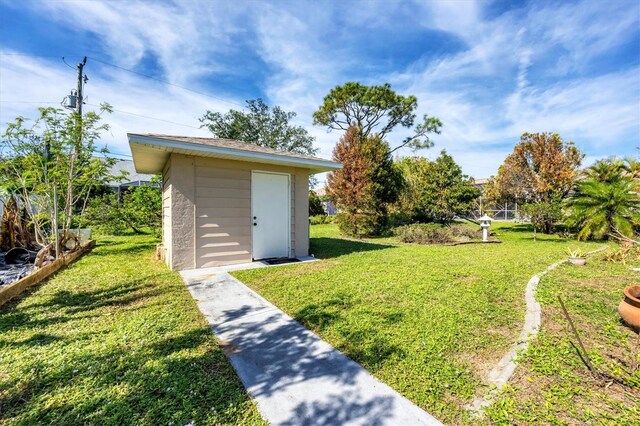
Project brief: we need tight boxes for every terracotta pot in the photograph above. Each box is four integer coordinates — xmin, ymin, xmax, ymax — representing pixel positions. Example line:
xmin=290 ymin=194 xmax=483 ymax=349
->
xmin=618 ymin=285 xmax=640 ymax=330
xmin=568 ymin=257 xmax=586 ymax=266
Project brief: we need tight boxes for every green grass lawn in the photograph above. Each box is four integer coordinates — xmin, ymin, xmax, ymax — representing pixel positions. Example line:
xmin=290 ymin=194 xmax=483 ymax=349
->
xmin=485 ymin=249 xmax=640 ymax=425
xmin=0 ymin=234 xmax=264 ymax=425
xmin=233 ymin=222 xmax=602 ymax=424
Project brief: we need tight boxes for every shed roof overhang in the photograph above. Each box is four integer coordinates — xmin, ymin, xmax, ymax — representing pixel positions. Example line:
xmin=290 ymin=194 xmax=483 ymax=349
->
xmin=128 ymin=134 xmax=342 ymax=174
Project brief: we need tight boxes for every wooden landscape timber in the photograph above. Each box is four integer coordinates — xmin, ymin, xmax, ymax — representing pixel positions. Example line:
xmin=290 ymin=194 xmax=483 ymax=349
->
xmin=0 ymin=240 xmax=95 ymax=307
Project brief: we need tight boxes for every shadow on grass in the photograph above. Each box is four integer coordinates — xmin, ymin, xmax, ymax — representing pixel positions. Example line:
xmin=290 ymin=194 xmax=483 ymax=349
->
xmin=0 ymin=274 xmax=173 ymax=332
xmin=294 ymin=297 xmax=352 ymax=330
xmin=293 ymin=297 xmax=406 ymax=371
xmin=0 ymin=327 xmax=256 ymax=425
xmin=310 ymin=237 xmax=392 ymax=259
xmin=90 ymin=241 xmax=157 ymax=257
xmin=0 ymin=332 xmax=63 ymax=348
xmin=0 ymin=278 xmax=257 ymax=424
xmin=38 ymin=273 xmax=171 ymax=314
xmin=500 ymin=224 xmax=534 ymax=233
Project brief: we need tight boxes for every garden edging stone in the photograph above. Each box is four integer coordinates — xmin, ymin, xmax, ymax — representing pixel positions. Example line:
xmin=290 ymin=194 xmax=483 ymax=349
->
xmin=468 ymin=245 xmax=608 ymax=414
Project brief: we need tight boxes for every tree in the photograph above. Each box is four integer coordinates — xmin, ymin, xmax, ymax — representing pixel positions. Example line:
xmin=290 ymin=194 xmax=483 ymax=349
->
xmin=521 ymin=201 xmax=563 ymax=240
xmin=565 ymin=158 xmax=640 ymax=240
xmin=489 ymin=133 xmax=583 ymax=203
xmin=85 ymin=177 xmax=162 ymax=235
xmin=313 ymin=82 xmax=442 ymax=153
xmin=0 ymin=105 xmax=116 ymax=252
xmin=327 ymin=126 xmax=403 ymax=237
xmin=486 ymin=132 xmax=583 ymax=233
xmin=308 ymin=190 xmax=325 ymax=216
xmin=200 ymin=98 xmax=317 ymax=156
xmin=396 ymin=151 xmax=481 ymax=223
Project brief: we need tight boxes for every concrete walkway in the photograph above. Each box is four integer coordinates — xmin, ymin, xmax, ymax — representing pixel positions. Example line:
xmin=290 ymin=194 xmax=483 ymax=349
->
xmin=180 ymin=268 xmax=442 ymax=426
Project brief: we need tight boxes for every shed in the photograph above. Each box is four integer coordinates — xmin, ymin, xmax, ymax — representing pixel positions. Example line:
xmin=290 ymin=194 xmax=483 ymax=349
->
xmin=128 ymin=134 xmax=341 ymax=270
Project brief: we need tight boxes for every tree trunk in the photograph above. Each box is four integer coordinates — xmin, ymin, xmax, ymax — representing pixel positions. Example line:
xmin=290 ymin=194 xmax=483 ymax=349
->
xmin=1 ymin=196 xmax=32 ymax=251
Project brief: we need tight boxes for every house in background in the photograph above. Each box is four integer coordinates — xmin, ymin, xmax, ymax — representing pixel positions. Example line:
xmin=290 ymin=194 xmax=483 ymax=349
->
xmin=106 ymin=159 xmax=157 ymax=198
xmin=314 ymin=187 xmax=337 ymax=215
xmin=473 ymin=177 xmax=520 ymax=221
xmin=128 ymin=134 xmax=341 ymax=271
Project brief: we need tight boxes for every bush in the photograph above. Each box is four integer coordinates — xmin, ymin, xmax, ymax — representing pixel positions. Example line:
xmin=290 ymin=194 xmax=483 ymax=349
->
xmin=310 ymin=214 xmax=330 ymax=225
xmin=336 ymin=212 xmax=388 ymax=238
xmin=84 ymin=179 xmax=161 ymax=235
xmin=449 ymin=224 xmax=482 ymax=241
xmin=521 ymin=201 xmax=562 ymax=235
xmin=394 ymin=223 xmax=452 ymax=244
xmin=309 ymin=190 xmax=326 ymax=216
xmin=395 ymin=152 xmax=480 ymax=223
xmin=394 ymin=223 xmax=481 ymax=244
xmin=327 ymin=127 xmax=403 ymax=238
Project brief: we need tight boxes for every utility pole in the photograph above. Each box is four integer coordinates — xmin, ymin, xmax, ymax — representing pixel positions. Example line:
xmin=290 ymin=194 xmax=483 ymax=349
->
xmin=76 ymin=56 xmax=87 ymax=115
xmin=54 ymin=56 xmax=87 ymax=259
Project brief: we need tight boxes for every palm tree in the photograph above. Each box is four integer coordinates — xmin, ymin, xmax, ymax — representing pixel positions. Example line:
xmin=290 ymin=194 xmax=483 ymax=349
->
xmin=566 ymin=159 xmax=640 ymax=240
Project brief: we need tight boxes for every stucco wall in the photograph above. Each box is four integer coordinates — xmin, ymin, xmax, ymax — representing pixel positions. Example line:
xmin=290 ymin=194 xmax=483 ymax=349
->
xmin=293 ymin=168 xmax=310 ymax=257
xmin=161 ymin=160 xmax=172 ymax=266
xmin=165 ymin=153 xmax=310 ymax=270
xmin=169 ymin=154 xmax=196 ymax=270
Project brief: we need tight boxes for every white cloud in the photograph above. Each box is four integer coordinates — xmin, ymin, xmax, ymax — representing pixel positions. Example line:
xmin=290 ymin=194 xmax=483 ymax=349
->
xmin=1 ymin=0 xmax=638 ymax=184
xmin=384 ymin=0 xmax=639 ymax=178
xmin=26 ymin=0 xmax=254 ymax=84
xmin=0 ymin=53 xmax=231 ymax=155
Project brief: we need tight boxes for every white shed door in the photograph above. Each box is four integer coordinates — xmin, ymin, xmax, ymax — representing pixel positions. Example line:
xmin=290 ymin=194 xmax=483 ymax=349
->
xmin=251 ymin=171 xmax=290 ymax=260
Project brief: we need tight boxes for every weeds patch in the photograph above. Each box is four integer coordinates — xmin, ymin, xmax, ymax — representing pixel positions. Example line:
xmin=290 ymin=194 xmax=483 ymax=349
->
xmin=486 ymin=252 xmax=639 ymax=425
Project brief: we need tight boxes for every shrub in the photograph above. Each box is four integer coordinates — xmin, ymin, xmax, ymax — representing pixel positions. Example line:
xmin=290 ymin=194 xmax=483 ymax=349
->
xmin=521 ymin=200 xmax=563 ymax=235
xmin=327 ymin=126 xmax=403 ymax=237
xmin=394 ymin=223 xmax=481 ymax=244
xmin=449 ymin=224 xmax=482 ymax=241
xmin=336 ymin=212 xmax=388 ymax=238
xmin=309 ymin=214 xmax=330 ymax=225
xmin=394 ymin=224 xmax=452 ymax=244
xmin=84 ymin=179 xmax=161 ymax=235
xmin=565 ymin=158 xmax=640 ymax=240
xmin=309 ymin=190 xmax=326 ymax=216
xmin=395 ymin=152 xmax=480 ymax=223
xmin=604 ymin=245 xmax=640 ymax=264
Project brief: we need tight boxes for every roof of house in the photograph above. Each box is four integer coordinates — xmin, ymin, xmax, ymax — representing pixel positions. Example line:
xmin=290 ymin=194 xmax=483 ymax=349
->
xmin=128 ymin=133 xmax=342 ymax=174
xmin=106 ymin=159 xmax=156 ymax=187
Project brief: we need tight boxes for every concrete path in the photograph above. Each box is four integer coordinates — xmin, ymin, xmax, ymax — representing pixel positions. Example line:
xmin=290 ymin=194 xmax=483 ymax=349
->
xmin=181 ymin=269 xmax=442 ymax=426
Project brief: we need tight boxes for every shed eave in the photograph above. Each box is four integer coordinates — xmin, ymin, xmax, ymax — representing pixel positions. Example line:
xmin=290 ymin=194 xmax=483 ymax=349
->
xmin=128 ymin=134 xmax=341 ymax=174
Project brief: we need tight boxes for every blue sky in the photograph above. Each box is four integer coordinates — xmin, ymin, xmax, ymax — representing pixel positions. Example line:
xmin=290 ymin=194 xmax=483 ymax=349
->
xmin=1 ymin=0 xmax=639 ymax=180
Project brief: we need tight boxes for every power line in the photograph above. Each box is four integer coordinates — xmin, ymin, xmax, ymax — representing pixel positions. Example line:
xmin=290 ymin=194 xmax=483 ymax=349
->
xmin=84 ymin=103 xmax=201 ymax=129
xmin=2 ymin=53 xmax=247 ymax=109
xmin=94 ymin=149 xmax=132 ymax=158
xmin=0 ymin=100 xmax=201 ymax=130
xmin=86 ymin=56 xmax=246 ymax=109
xmin=0 ymin=53 xmax=70 ymax=58
xmin=0 ymin=101 xmax=60 ymax=104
